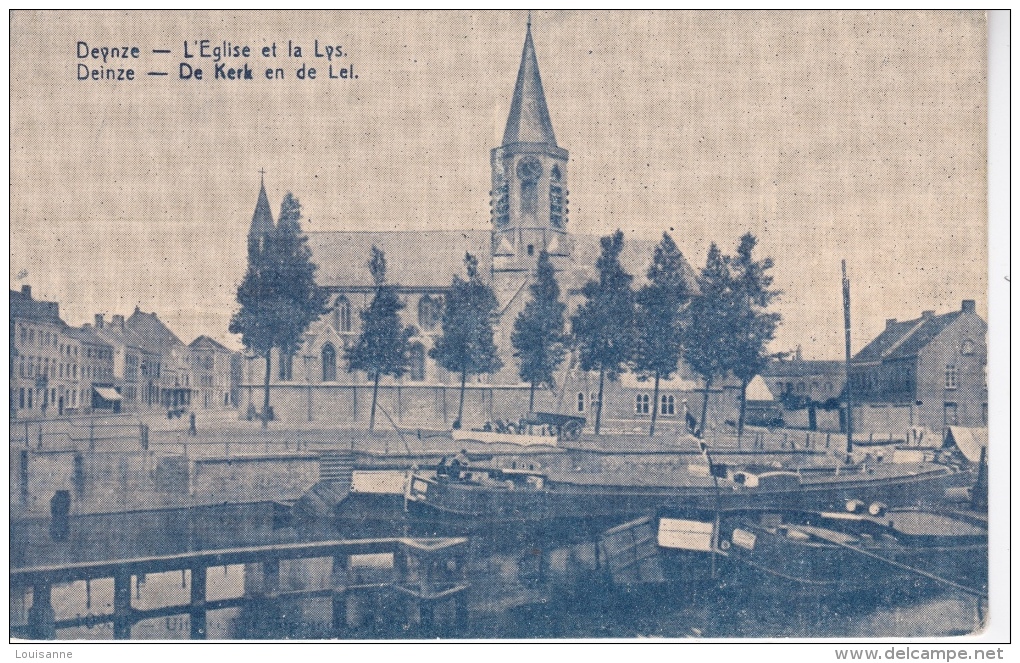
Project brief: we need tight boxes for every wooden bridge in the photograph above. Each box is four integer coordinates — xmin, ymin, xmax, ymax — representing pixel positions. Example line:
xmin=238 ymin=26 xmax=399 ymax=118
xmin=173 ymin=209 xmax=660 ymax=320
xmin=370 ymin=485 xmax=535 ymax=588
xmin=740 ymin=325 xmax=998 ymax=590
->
xmin=11 ymin=536 xmax=469 ymax=640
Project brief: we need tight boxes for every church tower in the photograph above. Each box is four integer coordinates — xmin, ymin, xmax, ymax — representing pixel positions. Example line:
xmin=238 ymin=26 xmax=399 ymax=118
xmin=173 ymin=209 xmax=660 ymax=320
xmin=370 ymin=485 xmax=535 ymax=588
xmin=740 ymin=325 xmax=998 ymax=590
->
xmin=491 ymin=18 xmax=570 ymax=281
xmin=247 ymin=172 xmax=275 ymax=262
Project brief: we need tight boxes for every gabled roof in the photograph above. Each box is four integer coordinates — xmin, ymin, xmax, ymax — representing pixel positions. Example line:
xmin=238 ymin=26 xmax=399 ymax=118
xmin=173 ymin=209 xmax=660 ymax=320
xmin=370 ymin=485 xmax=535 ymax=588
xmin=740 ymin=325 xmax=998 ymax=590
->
xmin=190 ymin=335 xmax=232 ymax=352
xmin=307 ymin=230 xmax=492 ymax=289
xmin=501 ymin=22 xmax=557 ymax=146
xmin=852 ymin=310 xmax=963 ymax=363
xmin=126 ymin=308 xmax=185 ymax=352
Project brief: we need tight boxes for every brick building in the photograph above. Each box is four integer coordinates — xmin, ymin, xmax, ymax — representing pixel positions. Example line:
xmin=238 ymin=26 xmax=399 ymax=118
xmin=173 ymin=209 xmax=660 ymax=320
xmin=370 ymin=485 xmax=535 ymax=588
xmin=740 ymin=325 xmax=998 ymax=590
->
xmin=848 ymin=300 xmax=987 ymax=434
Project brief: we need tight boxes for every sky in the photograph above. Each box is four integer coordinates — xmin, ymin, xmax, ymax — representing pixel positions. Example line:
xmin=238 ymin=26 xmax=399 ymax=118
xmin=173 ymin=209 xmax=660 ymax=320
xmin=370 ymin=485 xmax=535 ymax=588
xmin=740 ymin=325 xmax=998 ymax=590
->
xmin=10 ymin=10 xmax=989 ymax=358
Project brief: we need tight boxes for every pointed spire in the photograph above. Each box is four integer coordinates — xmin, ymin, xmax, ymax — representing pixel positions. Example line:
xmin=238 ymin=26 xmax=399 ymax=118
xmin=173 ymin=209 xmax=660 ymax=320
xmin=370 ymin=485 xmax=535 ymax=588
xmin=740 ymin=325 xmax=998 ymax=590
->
xmin=248 ymin=172 xmax=275 ymax=259
xmin=501 ymin=17 xmax=557 ymax=146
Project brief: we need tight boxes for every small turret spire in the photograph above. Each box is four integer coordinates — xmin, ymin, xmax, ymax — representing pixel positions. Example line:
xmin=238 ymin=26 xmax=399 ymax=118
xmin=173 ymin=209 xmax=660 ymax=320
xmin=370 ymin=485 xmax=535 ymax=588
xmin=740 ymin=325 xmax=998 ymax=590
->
xmin=248 ymin=172 xmax=275 ymax=260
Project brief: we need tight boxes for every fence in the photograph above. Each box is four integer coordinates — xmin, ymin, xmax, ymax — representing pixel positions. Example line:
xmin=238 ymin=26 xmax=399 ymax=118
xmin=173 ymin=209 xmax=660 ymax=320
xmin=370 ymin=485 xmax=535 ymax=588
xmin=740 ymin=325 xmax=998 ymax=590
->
xmin=10 ymin=415 xmax=148 ymax=452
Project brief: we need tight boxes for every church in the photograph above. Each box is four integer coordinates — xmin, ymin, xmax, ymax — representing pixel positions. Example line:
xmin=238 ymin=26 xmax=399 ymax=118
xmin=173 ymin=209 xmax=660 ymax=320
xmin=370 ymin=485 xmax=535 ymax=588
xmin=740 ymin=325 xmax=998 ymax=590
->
xmin=239 ymin=20 xmax=736 ymax=433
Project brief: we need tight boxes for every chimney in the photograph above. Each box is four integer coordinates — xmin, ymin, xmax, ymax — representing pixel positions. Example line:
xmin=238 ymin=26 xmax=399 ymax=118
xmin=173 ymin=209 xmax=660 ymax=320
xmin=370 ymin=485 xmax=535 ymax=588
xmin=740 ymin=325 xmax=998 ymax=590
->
xmin=21 ymin=285 xmax=31 ymax=298
xmin=95 ymin=314 xmax=104 ymax=329
xmin=795 ymin=345 xmax=802 ymax=361
xmin=921 ymin=310 xmax=934 ymax=319
xmin=961 ymin=299 xmax=976 ymax=314
xmin=886 ymin=318 xmax=897 ymax=329
xmin=112 ymin=314 xmax=125 ymax=330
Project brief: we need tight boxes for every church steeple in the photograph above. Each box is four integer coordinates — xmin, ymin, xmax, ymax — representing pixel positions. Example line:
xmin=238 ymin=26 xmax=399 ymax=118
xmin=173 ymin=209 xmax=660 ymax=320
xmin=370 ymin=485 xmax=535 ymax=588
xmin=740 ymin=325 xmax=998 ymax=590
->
xmin=248 ymin=171 xmax=275 ymax=260
xmin=501 ymin=20 xmax=557 ymax=147
xmin=491 ymin=17 xmax=570 ymax=279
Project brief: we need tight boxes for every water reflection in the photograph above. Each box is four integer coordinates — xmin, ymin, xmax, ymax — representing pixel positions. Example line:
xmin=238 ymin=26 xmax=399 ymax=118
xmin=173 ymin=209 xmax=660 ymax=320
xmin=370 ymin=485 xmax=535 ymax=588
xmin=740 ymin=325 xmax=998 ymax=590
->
xmin=10 ymin=500 xmax=985 ymax=639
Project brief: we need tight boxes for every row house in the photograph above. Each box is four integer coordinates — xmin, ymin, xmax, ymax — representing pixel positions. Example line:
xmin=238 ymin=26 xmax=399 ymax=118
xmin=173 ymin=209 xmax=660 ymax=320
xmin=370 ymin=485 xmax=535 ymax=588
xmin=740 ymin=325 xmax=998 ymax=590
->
xmin=189 ymin=335 xmax=237 ymax=409
xmin=91 ymin=313 xmax=156 ymax=411
xmin=125 ymin=307 xmax=194 ymax=410
xmin=10 ymin=285 xmax=114 ymax=417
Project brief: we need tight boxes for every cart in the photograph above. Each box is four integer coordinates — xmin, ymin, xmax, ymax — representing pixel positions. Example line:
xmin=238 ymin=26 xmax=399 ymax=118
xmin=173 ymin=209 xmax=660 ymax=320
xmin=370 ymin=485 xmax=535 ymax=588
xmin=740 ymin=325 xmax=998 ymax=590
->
xmin=524 ymin=411 xmax=586 ymax=441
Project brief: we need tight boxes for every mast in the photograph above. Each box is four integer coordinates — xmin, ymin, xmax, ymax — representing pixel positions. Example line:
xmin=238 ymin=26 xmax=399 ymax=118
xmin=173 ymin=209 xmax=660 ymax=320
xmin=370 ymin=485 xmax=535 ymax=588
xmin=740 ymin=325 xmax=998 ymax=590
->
xmin=841 ymin=259 xmax=853 ymax=462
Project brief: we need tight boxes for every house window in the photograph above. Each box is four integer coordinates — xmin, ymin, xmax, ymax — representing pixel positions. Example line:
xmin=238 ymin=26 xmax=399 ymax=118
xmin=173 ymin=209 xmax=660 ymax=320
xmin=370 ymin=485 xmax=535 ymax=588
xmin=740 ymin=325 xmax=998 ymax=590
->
xmin=982 ymin=403 xmax=988 ymax=426
xmin=945 ymin=364 xmax=958 ymax=390
xmin=19 ymin=388 xmax=25 ymax=409
xmin=527 ymin=244 xmax=535 ymax=256
xmin=334 ymin=296 xmax=352 ymax=333
xmin=409 ymin=343 xmax=426 ymax=382
xmin=635 ymin=393 xmax=650 ymax=415
xmin=577 ymin=392 xmax=585 ymax=413
xmin=661 ymin=394 xmax=675 ymax=416
xmin=943 ymin=402 xmax=958 ymax=427
xmin=278 ymin=353 xmax=293 ymax=381
xmin=321 ymin=344 xmax=337 ymax=382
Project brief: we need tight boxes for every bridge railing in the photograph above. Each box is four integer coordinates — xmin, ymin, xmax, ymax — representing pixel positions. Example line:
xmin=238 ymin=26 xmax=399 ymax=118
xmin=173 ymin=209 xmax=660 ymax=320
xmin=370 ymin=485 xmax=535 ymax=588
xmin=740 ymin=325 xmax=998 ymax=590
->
xmin=11 ymin=536 xmax=469 ymax=640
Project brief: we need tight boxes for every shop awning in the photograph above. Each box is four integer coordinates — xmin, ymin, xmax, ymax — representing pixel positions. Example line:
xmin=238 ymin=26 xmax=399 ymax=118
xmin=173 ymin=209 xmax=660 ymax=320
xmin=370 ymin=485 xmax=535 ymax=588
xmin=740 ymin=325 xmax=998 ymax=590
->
xmin=94 ymin=387 xmax=122 ymax=401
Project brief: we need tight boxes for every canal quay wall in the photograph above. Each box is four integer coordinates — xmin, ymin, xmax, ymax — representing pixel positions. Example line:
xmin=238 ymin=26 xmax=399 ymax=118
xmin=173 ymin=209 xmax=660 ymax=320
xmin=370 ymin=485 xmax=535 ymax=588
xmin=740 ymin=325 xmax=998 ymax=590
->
xmin=11 ymin=415 xmax=855 ymax=521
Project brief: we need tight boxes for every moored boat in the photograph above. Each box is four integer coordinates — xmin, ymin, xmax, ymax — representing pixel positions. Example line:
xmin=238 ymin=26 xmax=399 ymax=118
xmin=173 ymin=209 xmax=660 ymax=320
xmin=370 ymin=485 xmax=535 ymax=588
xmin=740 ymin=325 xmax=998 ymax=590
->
xmin=699 ymin=507 xmax=988 ymax=598
xmin=404 ymin=458 xmax=975 ymax=530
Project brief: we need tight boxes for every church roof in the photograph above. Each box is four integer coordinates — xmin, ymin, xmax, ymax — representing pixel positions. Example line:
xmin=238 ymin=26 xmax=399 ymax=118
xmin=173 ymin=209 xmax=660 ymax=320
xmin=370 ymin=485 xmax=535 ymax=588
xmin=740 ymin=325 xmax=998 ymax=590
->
xmin=307 ymin=230 xmax=698 ymax=295
xmin=562 ymin=235 xmax=699 ymax=294
xmin=501 ymin=22 xmax=557 ymax=146
xmin=307 ymin=230 xmax=492 ymax=289
xmin=249 ymin=178 xmax=275 ymax=240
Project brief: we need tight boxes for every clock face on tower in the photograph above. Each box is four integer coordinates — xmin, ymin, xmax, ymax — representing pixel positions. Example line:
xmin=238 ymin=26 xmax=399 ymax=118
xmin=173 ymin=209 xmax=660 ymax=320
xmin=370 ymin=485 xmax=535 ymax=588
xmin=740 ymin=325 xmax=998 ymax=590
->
xmin=516 ymin=156 xmax=542 ymax=182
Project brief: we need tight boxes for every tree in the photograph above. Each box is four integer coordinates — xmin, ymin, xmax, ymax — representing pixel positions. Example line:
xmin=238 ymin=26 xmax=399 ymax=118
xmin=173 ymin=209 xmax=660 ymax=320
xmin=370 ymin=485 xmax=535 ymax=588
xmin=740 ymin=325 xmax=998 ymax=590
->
xmin=346 ymin=246 xmax=417 ymax=432
xmin=429 ymin=253 xmax=503 ymax=428
xmin=229 ymin=193 xmax=329 ymax=428
xmin=633 ymin=233 xmax=691 ymax=436
xmin=570 ymin=230 xmax=636 ymax=435
xmin=683 ymin=242 xmax=735 ymax=437
xmin=511 ymin=251 xmax=567 ymax=412
xmin=727 ymin=233 xmax=781 ymax=438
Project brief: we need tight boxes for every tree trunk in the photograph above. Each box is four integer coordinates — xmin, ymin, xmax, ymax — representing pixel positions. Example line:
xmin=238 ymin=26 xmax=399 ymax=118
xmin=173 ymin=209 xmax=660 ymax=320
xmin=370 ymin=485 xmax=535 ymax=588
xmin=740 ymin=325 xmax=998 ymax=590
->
xmin=737 ymin=378 xmax=749 ymax=440
xmin=699 ymin=375 xmax=713 ymax=439
xmin=369 ymin=372 xmax=380 ymax=432
xmin=528 ymin=381 xmax=536 ymax=414
xmin=455 ymin=367 xmax=467 ymax=429
xmin=594 ymin=367 xmax=606 ymax=435
xmin=650 ymin=371 xmax=661 ymax=437
xmin=262 ymin=350 xmax=272 ymax=430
